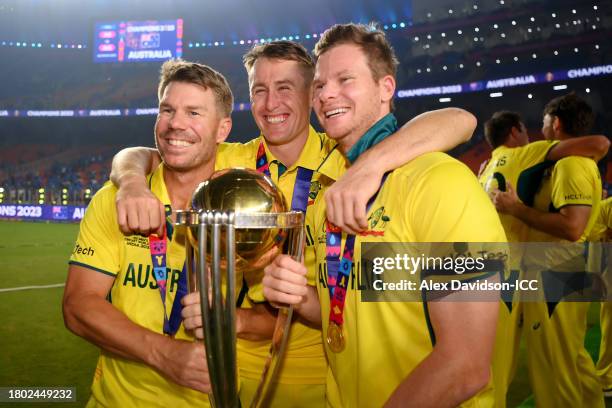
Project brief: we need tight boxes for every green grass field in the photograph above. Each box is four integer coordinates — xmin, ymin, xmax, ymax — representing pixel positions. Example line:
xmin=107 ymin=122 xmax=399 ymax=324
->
xmin=0 ymin=220 xmax=610 ymax=407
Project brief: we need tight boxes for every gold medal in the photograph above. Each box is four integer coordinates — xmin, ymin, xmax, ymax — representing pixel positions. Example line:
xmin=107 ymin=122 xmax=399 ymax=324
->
xmin=326 ymin=322 xmax=345 ymax=353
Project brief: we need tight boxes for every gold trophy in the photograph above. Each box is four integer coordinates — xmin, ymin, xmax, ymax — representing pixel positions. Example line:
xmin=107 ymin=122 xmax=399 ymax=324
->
xmin=175 ymin=168 xmax=304 ymax=408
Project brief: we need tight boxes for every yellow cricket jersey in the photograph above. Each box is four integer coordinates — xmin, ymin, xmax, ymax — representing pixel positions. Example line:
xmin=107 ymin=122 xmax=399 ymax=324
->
xmin=69 ymin=165 xmax=210 ymax=407
xmin=520 ymin=156 xmax=605 ymax=408
xmin=589 ymin=197 xmax=612 ymax=242
xmin=479 ymin=140 xmax=557 ymax=242
xmin=527 ymin=156 xmax=601 ymax=243
xmin=215 ymin=126 xmax=346 ymax=385
xmin=307 ymin=152 xmax=507 ymax=408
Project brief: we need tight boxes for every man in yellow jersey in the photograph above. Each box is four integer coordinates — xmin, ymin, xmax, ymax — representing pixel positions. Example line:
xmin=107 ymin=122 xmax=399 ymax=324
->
xmin=63 ymin=60 xmax=235 ymax=407
xmin=588 ymin=195 xmax=612 ymax=398
xmin=262 ymin=23 xmax=506 ymax=408
xmin=494 ymin=93 xmax=606 ymax=407
xmin=109 ymin=41 xmax=477 ymax=406
xmin=478 ymin=110 xmax=609 ymax=407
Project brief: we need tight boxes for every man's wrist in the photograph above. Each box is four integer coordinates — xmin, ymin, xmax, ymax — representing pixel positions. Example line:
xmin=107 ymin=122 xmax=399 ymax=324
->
xmin=118 ymin=173 xmax=148 ymax=189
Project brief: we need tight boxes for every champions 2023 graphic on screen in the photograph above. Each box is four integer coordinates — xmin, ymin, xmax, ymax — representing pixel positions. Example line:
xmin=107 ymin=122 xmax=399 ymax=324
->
xmin=93 ymin=19 xmax=183 ymax=63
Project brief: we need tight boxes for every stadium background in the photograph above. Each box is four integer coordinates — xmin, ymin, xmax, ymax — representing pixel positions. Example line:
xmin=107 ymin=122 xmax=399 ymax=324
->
xmin=0 ymin=0 xmax=610 ymax=406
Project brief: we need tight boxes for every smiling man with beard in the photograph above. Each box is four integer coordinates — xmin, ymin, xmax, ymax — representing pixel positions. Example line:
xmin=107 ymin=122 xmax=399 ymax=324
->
xmin=63 ymin=60 xmax=236 ymax=407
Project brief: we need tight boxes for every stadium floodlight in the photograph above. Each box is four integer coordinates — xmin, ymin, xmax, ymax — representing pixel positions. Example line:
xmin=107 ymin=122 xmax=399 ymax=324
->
xmin=473 ymin=4 xmax=478 ymax=9
xmin=490 ymin=92 xmax=503 ymax=98
xmin=439 ymin=97 xmax=452 ymax=102
xmin=441 ymin=32 xmax=446 ymax=37
xmin=448 ymin=40 xmax=454 ymax=46
xmin=595 ymin=44 xmax=599 ymax=49
xmin=511 ymin=21 xmax=516 ymax=26
xmin=496 ymin=59 xmax=501 ymax=64
xmin=528 ymin=94 xmax=533 ymax=99
xmin=531 ymin=17 xmax=535 ymax=22
xmin=554 ymin=50 xmax=559 ymax=55
xmin=474 ymin=27 xmax=479 ymax=32
xmin=586 ymin=88 xmax=591 ymax=93
xmin=39 ymin=200 xmax=44 ymax=204
xmin=554 ymin=84 xmax=568 ymax=91
xmin=426 ymin=67 xmax=431 ymax=72
xmin=513 ymin=56 xmax=519 ymax=61
xmin=448 ymin=9 xmax=453 ymax=14
xmin=476 ymin=61 xmax=481 ymax=66
xmin=38 ymin=188 xmax=44 ymax=193
xmin=0 ymin=187 xmax=4 ymax=193
xmin=459 ymin=63 xmax=464 ymax=68
xmin=458 ymin=29 xmax=463 ymax=34
xmin=594 ymin=5 xmax=598 ymax=10
xmin=574 ymin=48 xmax=579 ymax=53
xmin=572 ymin=9 xmax=576 ymax=14
xmin=552 ymin=13 xmax=556 ymax=18
xmin=532 ymin=53 xmax=537 ymax=58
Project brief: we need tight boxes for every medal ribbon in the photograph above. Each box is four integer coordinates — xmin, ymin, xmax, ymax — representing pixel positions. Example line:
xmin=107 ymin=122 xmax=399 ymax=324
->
xmin=148 ymin=215 xmax=188 ymax=336
xmin=326 ymin=173 xmax=390 ymax=327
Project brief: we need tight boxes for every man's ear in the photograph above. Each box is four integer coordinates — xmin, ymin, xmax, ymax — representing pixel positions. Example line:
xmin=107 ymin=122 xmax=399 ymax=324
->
xmin=216 ymin=116 xmax=232 ymax=144
xmin=552 ymin=115 xmax=562 ymax=134
xmin=379 ymin=74 xmax=396 ymax=105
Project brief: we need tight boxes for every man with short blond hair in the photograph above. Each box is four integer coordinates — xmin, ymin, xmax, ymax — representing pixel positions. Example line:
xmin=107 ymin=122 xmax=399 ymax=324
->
xmin=63 ymin=59 xmax=235 ymax=407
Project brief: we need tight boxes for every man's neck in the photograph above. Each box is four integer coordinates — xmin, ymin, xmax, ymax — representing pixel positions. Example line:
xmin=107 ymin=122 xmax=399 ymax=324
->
xmin=338 ymin=110 xmax=391 ymax=155
xmin=163 ymin=163 xmax=215 ymax=210
xmin=266 ymin=126 xmax=309 ymax=167
xmin=555 ymin=132 xmax=572 ymax=141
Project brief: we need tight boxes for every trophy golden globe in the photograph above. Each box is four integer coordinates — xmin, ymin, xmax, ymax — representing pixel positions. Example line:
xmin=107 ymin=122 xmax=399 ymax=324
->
xmin=175 ymin=168 xmax=304 ymax=408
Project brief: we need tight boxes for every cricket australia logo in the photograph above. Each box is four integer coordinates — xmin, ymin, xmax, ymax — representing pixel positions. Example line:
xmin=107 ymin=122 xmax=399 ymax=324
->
xmin=308 ymin=180 xmax=322 ymax=205
xmin=359 ymin=206 xmax=389 ymax=237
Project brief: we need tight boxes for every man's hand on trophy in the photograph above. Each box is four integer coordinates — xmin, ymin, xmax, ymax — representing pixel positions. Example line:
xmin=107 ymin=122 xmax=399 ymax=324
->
xmin=324 ymin=157 xmax=384 ymax=235
xmin=154 ymin=338 xmax=211 ymax=393
xmin=182 ymin=292 xmax=205 ymax=339
xmin=262 ymin=254 xmax=308 ymax=307
xmin=115 ymin=176 xmax=166 ymax=236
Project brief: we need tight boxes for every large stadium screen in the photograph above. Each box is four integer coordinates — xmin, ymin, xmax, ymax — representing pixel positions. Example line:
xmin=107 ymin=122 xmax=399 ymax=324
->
xmin=93 ymin=19 xmax=183 ymax=63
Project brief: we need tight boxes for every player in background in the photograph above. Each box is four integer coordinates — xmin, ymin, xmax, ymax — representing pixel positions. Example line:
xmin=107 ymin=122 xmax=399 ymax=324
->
xmin=494 ymin=93 xmax=607 ymax=407
xmin=478 ymin=110 xmax=609 ymax=406
xmin=587 ymin=193 xmax=612 ymax=398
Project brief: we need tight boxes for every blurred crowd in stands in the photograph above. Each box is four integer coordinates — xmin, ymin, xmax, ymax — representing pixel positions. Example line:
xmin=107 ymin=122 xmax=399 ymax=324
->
xmin=0 ymin=145 xmax=112 ymax=205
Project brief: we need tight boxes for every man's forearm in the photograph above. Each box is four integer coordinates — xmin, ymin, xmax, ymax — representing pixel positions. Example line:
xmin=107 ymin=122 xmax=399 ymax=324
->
xmin=63 ymin=292 xmax=170 ymax=368
xmin=384 ymin=346 xmax=490 ymax=408
xmin=110 ymin=147 xmax=160 ymax=187
xmin=357 ymin=108 xmax=476 ymax=173
xmin=509 ymin=203 xmax=581 ymax=241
